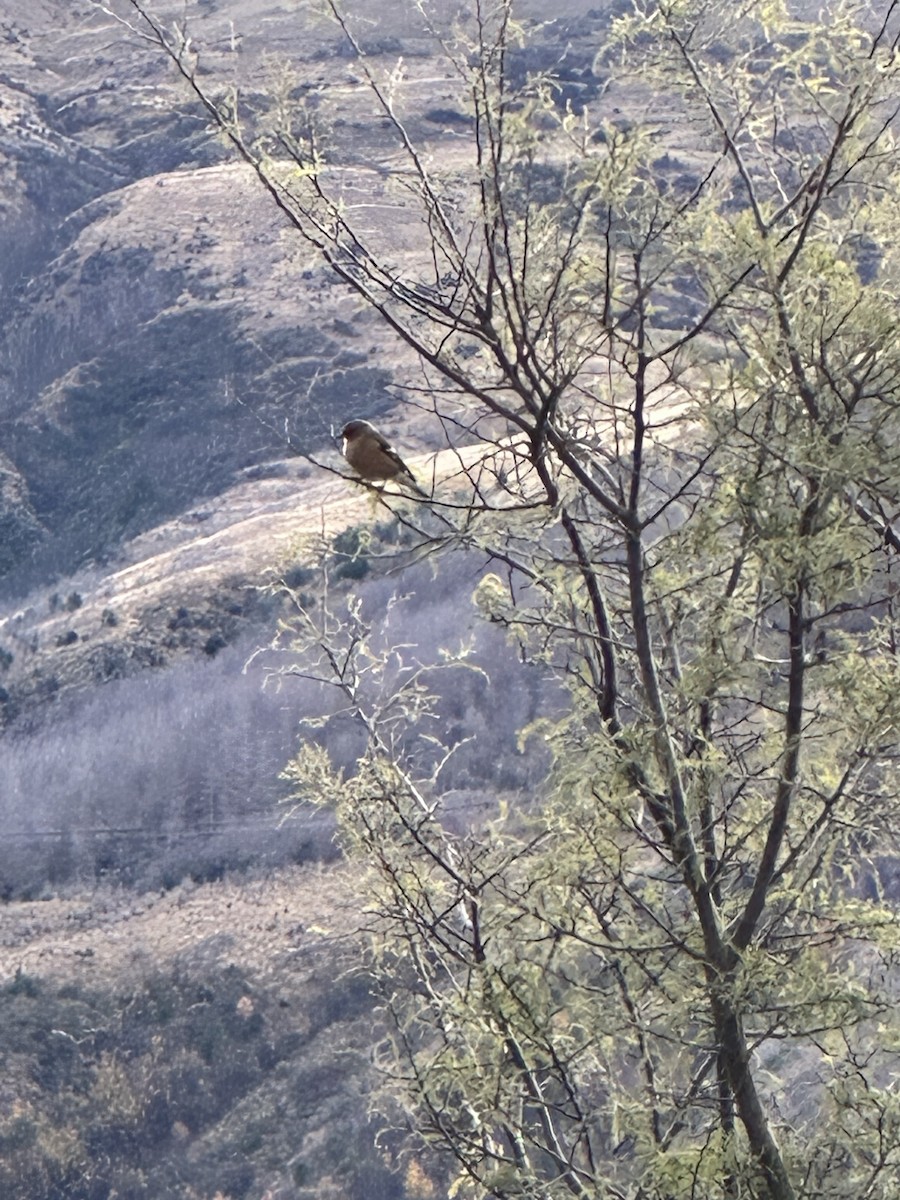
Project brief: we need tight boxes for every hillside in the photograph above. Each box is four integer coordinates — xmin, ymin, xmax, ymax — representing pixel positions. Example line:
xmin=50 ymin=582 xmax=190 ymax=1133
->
xmin=0 ymin=862 xmax=419 ymax=1200
xmin=0 ymin=0 xmax=608 ymax=594
xmin=0 ymin=2 xmax=598 ymax=1195
xmin=0 ymin=0 xmax=591 ymax=859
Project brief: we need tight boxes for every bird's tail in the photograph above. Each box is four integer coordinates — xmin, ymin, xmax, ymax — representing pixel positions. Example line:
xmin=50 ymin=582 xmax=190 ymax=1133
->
xmin=402 ymin=474 xmax=429 ymax=498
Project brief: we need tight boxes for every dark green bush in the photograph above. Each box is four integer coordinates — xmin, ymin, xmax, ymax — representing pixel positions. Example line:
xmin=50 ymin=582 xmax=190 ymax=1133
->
xmin=335 ymin=556 xmax=370 ymax=581
xmin=282 ymin=563 xmax=315 ymax=589
xmin=333 ymin=526 xmax=371 ymax=581
xmin=202 ymin=632 xmax=227 ymax=656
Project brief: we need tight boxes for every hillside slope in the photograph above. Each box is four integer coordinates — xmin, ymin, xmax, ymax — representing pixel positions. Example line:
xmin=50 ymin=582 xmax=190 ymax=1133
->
xmin=0 ymin=0 xmax=608 ymax=592
xmin=0 ymin=5 xmax=599 ymax=1196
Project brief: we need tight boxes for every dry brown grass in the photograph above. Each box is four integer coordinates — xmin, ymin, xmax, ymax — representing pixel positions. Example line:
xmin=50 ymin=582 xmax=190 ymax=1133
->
xmin=0 ymin=861 xmax=363 ymax=992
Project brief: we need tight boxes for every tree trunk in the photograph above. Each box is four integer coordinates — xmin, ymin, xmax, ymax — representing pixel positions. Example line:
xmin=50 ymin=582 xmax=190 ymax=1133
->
xmin=713 ymin=993 xmax=797 ymax=1200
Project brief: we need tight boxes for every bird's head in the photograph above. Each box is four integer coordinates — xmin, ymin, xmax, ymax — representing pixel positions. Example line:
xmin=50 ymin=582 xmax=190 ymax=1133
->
xmin=340 ymin=419 xmax=376 ymax=441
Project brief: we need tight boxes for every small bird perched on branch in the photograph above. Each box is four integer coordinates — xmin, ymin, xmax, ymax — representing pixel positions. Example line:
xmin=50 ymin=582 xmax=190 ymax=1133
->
xmin=340 ymin=419 xmax=427 ymax=496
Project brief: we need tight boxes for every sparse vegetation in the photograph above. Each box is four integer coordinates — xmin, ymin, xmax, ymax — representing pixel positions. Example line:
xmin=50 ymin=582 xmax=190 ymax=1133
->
xmin=0 ymin=922 xmax=405 ymax=1200
xmin=0 ymin=571 xmax=541 ymax=899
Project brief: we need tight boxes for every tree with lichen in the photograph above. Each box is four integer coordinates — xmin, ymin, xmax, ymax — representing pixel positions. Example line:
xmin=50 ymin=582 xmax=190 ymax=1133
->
xmin=97 ymin=1 xmax=900 ymax=1196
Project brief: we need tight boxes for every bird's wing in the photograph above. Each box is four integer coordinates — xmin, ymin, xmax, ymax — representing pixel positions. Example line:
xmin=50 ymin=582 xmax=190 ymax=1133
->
xmin=376 ymin=435 xmax=416 ymax=478
xmin=389 ymin=447 xmax=427 ymax=494
xmin=372 ymin=428 xmax=398 ymax=454
xmin=365 ymin=427 xmax=426 ymax=494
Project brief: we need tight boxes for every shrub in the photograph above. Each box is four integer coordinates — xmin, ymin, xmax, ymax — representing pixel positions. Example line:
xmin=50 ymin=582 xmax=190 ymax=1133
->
xmin=332 ymin=526 xmax=371 ymax=580
xmin=203 ymin=632 xmax=228 ymax=656
xmin=282 ymin=563 xmax=315 ymax=589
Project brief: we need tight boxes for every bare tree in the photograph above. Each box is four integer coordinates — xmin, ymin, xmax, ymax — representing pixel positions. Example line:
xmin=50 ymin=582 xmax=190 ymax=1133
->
xmin=96 ymin=1 xmax=900 ymax=1196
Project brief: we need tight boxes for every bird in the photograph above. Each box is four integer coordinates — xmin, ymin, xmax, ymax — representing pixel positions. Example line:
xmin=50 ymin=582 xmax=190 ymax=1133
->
xmin=340 ymin=419 xmax=427 ymax=495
